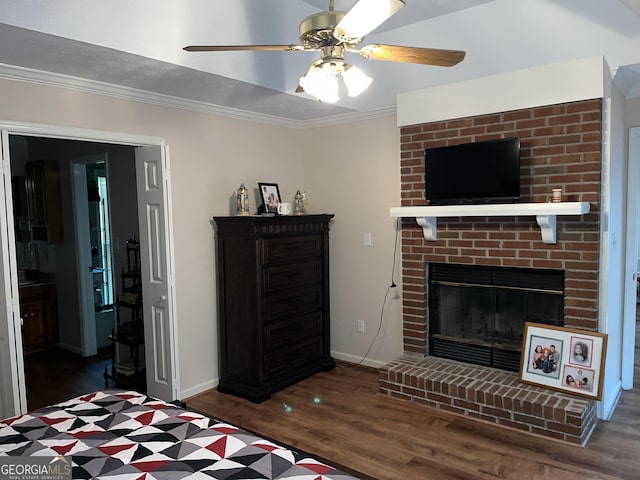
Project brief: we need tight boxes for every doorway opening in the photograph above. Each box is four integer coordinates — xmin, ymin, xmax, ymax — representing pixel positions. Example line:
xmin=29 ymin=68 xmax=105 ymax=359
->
xmin=9 ymin=135 xmax=142 ymax=410
xmin=1 ymin=123 xmax=177 ymax=419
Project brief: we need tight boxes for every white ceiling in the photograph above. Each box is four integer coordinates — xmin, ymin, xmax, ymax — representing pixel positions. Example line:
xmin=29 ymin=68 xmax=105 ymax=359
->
xmin=1 ymin=0 xmax=640 ymax=123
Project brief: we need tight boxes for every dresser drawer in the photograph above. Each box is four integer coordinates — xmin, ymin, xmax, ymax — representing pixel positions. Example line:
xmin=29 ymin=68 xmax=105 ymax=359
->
xmin=264 ymin=286 xmax=323 ymax=321
xmin=263 ymin=260 xmax=322 ymax=293
xmin=264 ymin=311 xmax=323 ymax=352
xmin=263 ymin=235 xmax=322 ymax=264
xmin=265 ymin=336 xmax=324 ymax=380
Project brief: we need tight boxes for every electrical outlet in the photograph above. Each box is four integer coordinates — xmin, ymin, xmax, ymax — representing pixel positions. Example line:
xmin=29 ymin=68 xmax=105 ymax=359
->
xmin=357 ymin=320 xmax=365 ymax=333
xmin=363 ymin=232 xmax=372 ymax=246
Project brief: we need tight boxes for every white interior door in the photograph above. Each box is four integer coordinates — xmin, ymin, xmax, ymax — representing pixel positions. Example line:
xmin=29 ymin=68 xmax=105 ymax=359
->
xmin=135 ymin=145 xmax=179 ymax=401
xmin=0 ymin=130 xmax=26 ymax=418
xmin=622 ymin=127 xmax=640 ymax=389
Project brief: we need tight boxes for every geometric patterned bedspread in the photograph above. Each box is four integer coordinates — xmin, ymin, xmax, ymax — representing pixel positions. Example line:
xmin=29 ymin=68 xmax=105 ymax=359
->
xmin=0 ymin=389 xmax=360 ymax=479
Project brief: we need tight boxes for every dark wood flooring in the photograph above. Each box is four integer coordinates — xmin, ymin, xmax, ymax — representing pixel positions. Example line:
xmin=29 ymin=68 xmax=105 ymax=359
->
xmin=24 ymin=347 xmax=111 ymax=411
xmin=187 ymin=361 xmax=640 ymax=480
xmin=187 ymin=319 xmax=640 ymax=480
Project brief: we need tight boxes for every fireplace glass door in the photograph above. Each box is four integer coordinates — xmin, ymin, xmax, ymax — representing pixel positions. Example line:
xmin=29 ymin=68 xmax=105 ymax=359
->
xmin=429 ymin=263 xmax=564 ymax=371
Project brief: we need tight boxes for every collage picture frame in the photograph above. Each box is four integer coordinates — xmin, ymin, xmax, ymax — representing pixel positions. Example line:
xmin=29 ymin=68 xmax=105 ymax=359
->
xmin=519 ymin=322 xmax=607 ymax=400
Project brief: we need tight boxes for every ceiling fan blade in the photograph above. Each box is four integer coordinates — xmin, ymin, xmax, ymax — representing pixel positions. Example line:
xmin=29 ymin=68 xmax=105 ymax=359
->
xmin=334 ymin=0 xmax=405 ymax=42
xmin=356 ymin=44 xmax=466 ymax=66
xmin=183 ymin=44 xmax=306 ymax=52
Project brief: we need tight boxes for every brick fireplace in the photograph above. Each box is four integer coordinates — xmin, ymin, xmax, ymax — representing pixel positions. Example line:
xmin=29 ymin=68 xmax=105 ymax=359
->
xmin=380 ymin=99 xmax=602 ymax=444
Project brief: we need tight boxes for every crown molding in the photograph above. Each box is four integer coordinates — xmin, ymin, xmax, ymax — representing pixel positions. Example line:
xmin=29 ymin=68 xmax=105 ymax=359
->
xmin=300 ymin=105 xmax=396 ymax=128
xmin=0 ymin=63 xmax=300 ymax=128
xmin=0 ymin=63 xmax=396 ymax=129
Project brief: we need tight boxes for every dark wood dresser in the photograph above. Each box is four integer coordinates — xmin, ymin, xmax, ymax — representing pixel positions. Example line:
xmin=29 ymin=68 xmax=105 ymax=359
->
xmin=212 ymin=214 xmax=335 ymax=402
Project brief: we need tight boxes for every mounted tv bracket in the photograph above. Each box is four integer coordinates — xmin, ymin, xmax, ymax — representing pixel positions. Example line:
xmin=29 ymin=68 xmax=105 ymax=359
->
xmin=390 ymin=202 xmax=590 ymax=245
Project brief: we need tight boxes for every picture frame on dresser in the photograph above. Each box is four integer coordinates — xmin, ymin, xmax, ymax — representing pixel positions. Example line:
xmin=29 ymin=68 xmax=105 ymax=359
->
xmin=258 ymin=182 xmax=281 ymax=213
xmin=519 ymin=322 xmax=607 ymax=400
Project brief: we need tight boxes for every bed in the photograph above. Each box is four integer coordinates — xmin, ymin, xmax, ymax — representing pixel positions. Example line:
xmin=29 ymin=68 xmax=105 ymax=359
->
xmin=0 ymin=389 xmax=360 ymax=479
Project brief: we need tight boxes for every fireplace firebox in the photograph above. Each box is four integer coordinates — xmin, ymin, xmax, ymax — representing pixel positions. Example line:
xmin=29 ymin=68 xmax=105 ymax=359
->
xmin=428 ymin=263 xmax=564 ymax=371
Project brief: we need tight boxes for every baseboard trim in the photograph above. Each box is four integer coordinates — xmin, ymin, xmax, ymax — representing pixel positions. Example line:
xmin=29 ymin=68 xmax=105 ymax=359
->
xmin=180 ymin=353 xmax=385 ymax=401
xmin=55 ymin=342 xmax=82 ymax=356
xmin=331 ymin=351 xmax=387 ymax=369
xmin=598 ymin=381 xmax=623 ymax=420
xmin=180 ymin=378 xmax=218 ymax=401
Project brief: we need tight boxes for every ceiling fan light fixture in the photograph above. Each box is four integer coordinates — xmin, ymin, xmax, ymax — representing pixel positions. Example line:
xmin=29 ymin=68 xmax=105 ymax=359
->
xmin=342 ymin=65 xmax=373 ymax=97
xmin=300 ymin=59 xmax=373 ymax=102
xmin=299 ymin=64 xmax=340 ymax=103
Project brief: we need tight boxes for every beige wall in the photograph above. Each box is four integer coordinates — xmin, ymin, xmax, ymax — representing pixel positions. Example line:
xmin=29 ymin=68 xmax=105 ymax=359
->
xmin=0 ymin=78 xmax=404 ymax=398
xmin=302 ymin=115 xmax=403 ymax=366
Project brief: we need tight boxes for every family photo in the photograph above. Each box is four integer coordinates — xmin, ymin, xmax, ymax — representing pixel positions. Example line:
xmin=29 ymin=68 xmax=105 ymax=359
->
xmin=569 ymin=336 xmax=594 ymax=367
xmin=258 ymin=182 xmax=282 ymax=213
xmin=528 ymin=335 xmax=563 ymax=379
xmin=563 ymin=365 xmax=595 ymax=392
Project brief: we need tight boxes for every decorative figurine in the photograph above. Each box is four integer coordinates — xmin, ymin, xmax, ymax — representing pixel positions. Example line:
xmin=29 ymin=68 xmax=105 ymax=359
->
xmin=236 ymin=183 xmax=250 ymax=216
xmin=294 ymin=189 xmax=305 ymax=215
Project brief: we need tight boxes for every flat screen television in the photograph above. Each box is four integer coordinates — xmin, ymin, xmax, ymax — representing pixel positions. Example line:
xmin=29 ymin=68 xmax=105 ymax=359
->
xmin=424 ymin=137 xmax=521 ymax=205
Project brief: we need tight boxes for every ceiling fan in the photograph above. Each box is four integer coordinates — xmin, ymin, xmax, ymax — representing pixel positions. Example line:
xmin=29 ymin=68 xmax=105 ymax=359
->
xmin=184 ymin=0 xmax=466 ymax=103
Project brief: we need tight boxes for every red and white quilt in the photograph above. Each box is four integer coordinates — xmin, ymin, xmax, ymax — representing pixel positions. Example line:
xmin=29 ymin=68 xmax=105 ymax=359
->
xmin=0 ymin=389 xmax=360 ymax=479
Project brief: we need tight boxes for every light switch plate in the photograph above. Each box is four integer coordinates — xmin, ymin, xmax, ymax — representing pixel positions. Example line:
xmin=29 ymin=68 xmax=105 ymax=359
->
xmin=363 ymin=232 xmax=372 ymax=246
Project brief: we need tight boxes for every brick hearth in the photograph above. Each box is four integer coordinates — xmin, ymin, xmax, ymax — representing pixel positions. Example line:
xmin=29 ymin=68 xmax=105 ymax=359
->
xmin=380 ymin=356 xmax=597 ymax=445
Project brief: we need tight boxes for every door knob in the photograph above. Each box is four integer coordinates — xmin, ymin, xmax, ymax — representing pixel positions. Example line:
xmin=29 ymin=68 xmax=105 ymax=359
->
xmin=160 ymin=295 xmax=167 ymax=302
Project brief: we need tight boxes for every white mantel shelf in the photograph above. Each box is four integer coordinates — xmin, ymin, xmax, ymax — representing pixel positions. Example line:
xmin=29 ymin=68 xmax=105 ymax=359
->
xmin=389 ymin=202 xmax=590 ymax=244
